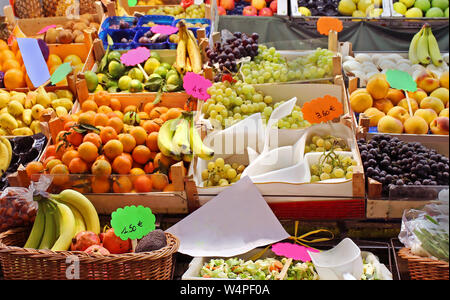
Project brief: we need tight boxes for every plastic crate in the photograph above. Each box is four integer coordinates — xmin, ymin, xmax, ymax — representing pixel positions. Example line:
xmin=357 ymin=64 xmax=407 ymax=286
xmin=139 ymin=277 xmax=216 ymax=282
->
xmin=101 ymin=16 xmax=138 ymax=31
xmin=172 ymin=18 xmax=211 ymax=36
xmin=133 ymin=27 xmax=168 ymax=50
xmin=137 ymin=15 xmax=175 ymax=27
xmin=99 ymin=29 xmax=137 ymax=50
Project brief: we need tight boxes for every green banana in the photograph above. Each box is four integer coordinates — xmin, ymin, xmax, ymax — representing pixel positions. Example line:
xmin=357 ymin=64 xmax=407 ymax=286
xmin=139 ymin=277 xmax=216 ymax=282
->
xmin=38 ymin=203 xmax=58 ymax=250
xmin=189 ymin=118 xmax=214 ymax=160
xmin=172 ymin=118 xmax=191 ymax=155
xmin=417 ymin=26 xmax=431 ymax=65
xmin=427 ymin=27 xmax=443 ymax=67
xmin=409 ymin=25 xmax=425 ymax=65
xmin=24 ymin=201 xmax=46 ymax=249
xmin=158 ymin=118 xmax=182 ymax=158
xmin=51 ymin=200 xmax=76 ymax=251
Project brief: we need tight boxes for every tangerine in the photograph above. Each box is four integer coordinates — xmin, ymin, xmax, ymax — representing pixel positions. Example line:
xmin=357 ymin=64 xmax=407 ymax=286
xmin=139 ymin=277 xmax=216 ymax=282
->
xmin=78 ymin=111 xmax=96 ymax=126
xmin=132 ymin=145 xmax=151 ymax=165
xmin=55 ymin=141 xmax=71 ymax=158
xmin=15 ymin=51 xmax=23 ymax=65
xmin=130 ymin=168 xmax=145 ymax=183
xmin=149 ymin=107 xmax=166 ymax=119
xmin=50 ymin=164 xmax=70 ymax=186
xmin=94 ymin=113 xmax=109 ymax=127
xmin=152 ymin=118 xmax=164 ymax=127
xmin=93 ymin=91 xmax=111 ymax=107
xmin=143 ymin=102 xmax=155 ymax=115
xmin=130 ymin=126 xmax=147 ymax=145
xmin=47 ymin=54 xmax=63 ymax=70
xmin=4 ymin=68 xmax=26 ymax=89
xmin=163 ymin=183 xmax=176 ymax=192
xmin=100 ymin=126 xmax=118 ymax=144
xmin=81 ymin=100 xmax=98 ymax=112
xmin=68 ymin=157 xmax=89 ymax=174
xmin=145 ymin=132 xmax=159 ymax=152
xmin=78 ymin=141 xmax=99 ymax=163
xmin=63 ymin=121 xmax=76 ymax=131
xmin=91 ymin=159 xmax=112 ymax=177
xmin=112 ymin=176 xmax=133 ymax=193
xmin=98 ymin=105 xmax=113 ymax=115
xmin=166 ymin=108 xmax=183 ymax=120
xmin=3 ymin=59 xmax=21 ymax=73
xmin=83 ymin=132 xmax=102 ymax=148
xmin=142 ymin=120 xmax=160 ymax=133
xmin=123 ymin=105 xmax=137 ymax=114
xmin=144 ymin=161 xmax=155 ymax=174
xmin=151 ymin=173 xmax=169 ymax=191
xmin=25 ymin=161 xmax=44 ymax=179
xmin=118 ymin=133 xmax=136 ymax=153
xmin=0 ymin=40 xmax=8 ymax=51
xmin=107 ymin=117 xmax=124 ymax=134
xmin=153 ymin=152 xmax=172 ymax=170
xmin=66 ymin=128 xmax=83 ymax=146
xmin=91 ymin=177 xmax=111 ymax=193
xmin=45 ymin=145 xmax=57 ymax=158
xmin=133 ymin=175 xmax=152 ymax=193
xmin=1 ymin=50 xmax=16 ymax=63
xmin=110 ymin=98 xmax=121 ymax=111
xmin=112 ymin=154 xmax=132 ymax=175
xmin=45 ymin=158 xmax=63 ymax=173
xmin=61 ymin=149 xmax=79 ymax=166
xmin=103 ymin=139 xmax=123 ymax=160
xmin=113 ymin=110 xmax=124 ymax=120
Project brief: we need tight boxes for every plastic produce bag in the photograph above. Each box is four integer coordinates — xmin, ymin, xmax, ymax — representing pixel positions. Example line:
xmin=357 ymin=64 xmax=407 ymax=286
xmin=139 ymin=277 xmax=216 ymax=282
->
xmin=399 ymin=189 xmax=449 ymax=262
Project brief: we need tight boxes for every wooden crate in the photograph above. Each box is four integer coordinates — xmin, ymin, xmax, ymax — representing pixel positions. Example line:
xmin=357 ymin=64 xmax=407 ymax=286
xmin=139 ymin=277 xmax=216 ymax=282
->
xmin=366 ymin=199 xmax=436 ymax=219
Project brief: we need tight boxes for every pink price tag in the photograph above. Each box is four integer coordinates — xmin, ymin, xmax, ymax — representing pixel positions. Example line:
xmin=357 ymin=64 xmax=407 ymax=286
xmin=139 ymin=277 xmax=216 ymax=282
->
xmin=150 ymin=25 xmax=179 ymax=35
xmin=120 ymin=47 xmax=151 ymax=67
xmin=183 ymin=72 xmax=212 ymax=101
xmin=271 ymin=243 xmax=320 ymax=262
xmin=37 ymin=25 xmax=57 ymax=35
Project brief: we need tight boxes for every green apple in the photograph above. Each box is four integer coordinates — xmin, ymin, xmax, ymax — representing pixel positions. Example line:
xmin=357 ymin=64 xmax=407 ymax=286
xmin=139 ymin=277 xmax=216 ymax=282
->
xmin=426 ymin=6 xmax=445 ymax=16
xmin=401 ymin=0 xmax=416 ymax=8
xmin=432 ymin=0 xmax=449 ymax=11
xmin=405 ymin=7 xmax=424 ymax=17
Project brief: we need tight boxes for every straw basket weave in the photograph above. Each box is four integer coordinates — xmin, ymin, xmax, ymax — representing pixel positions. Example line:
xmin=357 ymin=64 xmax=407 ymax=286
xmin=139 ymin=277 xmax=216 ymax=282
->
xmin=0 ymin=227 xmax=179 ymax=280
xmin=398 ymin=248 xmax=449 ymax=280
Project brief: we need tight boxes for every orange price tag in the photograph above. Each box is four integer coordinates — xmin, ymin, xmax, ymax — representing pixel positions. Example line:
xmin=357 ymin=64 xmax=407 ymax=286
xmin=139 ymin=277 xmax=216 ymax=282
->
xmin=301 ymin=95 xmax=343 ymax=124
xmin=317 ymin=17 xmax=343 ymax=36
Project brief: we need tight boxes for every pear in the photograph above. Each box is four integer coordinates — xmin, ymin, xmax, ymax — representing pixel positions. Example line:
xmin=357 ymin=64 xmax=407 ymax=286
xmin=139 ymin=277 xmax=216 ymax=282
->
xmin=10 ymin=92 xmax=27 ymax=106
xmin=22 ymin=109 xmax=32 ymax=125
xmin=55 ymin=106 xmax=68 ymax=117
xmin=0 ymin=93 xmax=10 ymax=109
xmin=7 ymin=100 xmax=24 ymax=117
xmin=36 ymin=87 xmax=52 ymax=108
xmin=30 ymin=120 xmax=42 ymax=134
xmin=24 ymin=91 xmax=37 ymax=109
xmin=31 ymin=104 xmax=45 ymax=120
xmin=55 ymin=90 xmax=73 ymax=101
xmin=48 ymin=92 xmax=58 ymax=101
xmin=0 ymin=113 xmax=19 ymax=130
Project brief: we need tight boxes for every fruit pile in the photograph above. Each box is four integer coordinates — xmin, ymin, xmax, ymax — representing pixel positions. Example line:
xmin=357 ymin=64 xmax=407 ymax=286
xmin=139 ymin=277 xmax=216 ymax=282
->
xmin=0 ymin=187 xmax=37 ymax=232
xmin=136 ymin=0 xmax=164 ymax=5
xmin=0 ymin=88 xmax=74 ymax=136
xmin=218 ymin=0 xmax=278 ymax=16
xmin=108 ymin=19 xmax=138 ymax=30
xmin=409 ymin=24 xmax=446 ymax=68
xmin=337 ymin=0 xmax=384 ymax=17
xmin=173 ymin=21 xmax=203 ymax=75
xmin=350 ymin=71 xmax=449 ymax=135
xmin=201 ymin=157 xmax=246 ymax=187
xmin=358 ymin=135 xmax=449 ymax=196
xmin=393 ymin=0 xmax=449 ymax=18
xmin=43 ymin=14 xmax=100 ymax=44
xmin=305 ymin=135 xmax=350 ymax=153
xmin=309 ymin=150 xmax=358 ymax=182
xmin=88 ymin=51 xmax=183 ymax=93
xmin=27 ymin=91 xmax=186 ymax=193
xmin=146 ymin=3 xmax=206 ymax=18
xmin=298 ymin=0 xmax=340 ymax=16
xmin=273 ymin=101 xmax=310 ymax=129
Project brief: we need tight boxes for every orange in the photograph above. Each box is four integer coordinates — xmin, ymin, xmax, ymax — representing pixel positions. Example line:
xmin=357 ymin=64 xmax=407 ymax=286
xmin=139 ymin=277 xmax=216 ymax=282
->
xmin=63 ymin=121 xmax=76 ymax=131
xmin=1 ymin=50 xmax=16 ymax=63
xmin=112 ymin=154 xmax=132 ymax=175
xmin=133 ymin=175 xmax=152 ymax=193
xmin=130 ymin=126 xmax=147 ymax=145
xmin=45 ymin=158 xmax=63 ymax=173
xmin=103 ymin=139 xmax=123 ymax=160
xmin=93 ymin=91 xmax=111 ymax=107
xmin=123 ymin=105 xmax=137 ymax=114
xmin=100 ymin=126 xmax=118 ymax=144
xmin=163 ymin=183 xmax=176 ymax=192
xmin=112 ymin=176 xmax=133 ymax=193
xmin=71 ymin=178 xmax=91 ymax=193
xmin=68 ymin=157 xmax=89 ymax=174
xmin=83 ymin=132 xmax=102 ymax=148
xmin=107 ymin=117 xmax=124 ymax=134
xmin=45 ymin=145 xmax=57 ymax=159
xmin=153 ymin=152 xmax=172 ymax=170
xmin=159 ymin=113 xmax=168 ymax=122
xmin=143 ymin=102 xmax=155 ymax=115
xmin=25 ymin=161 xmax=44 ymax=180
xmin=151 ymin=173 xmax=169 ymax=191
xmin=98 ymin=105 xmax=113 ymax=115
xmin=81 ymin=100 xmax=98 ymax=112
xmin=132 ymin=145 xmax=151 ymax=165
xmin=4 ymin=68 xmax=26 ymax=89
xmin=61 ymin=149 xmax=79 ymax=166
xmin=94 ymin=113 xmax=109 ymax=127
xmin=138 ymin=112 xmax=150 ymax=121
xmin=152 ymin=118 xmax=164 ymax=127
xmin=91 ymin=177 xmax=111 ymax=193
xmin=78 ymin=111 xmax=96 ymax=126
xmin=15 ymin=51 xmax=23 ymax=65
xmin=166 ymin=108 xmax=183 ymax=120
xmin=113 ymin=110 xmax=124 ymax=120
xmin=110 ymin=98 xmax=121 ymax=111
xmin=118 ymin=133 xmax=136 ymax=153
xmin=3 ymin=60 xmax=21 ymax=73
xmin=47 ymin=54 xmax=62 ymax=70
xmin=142 ymin=120 xmax=160 ymax=133
xmin=144 ymin=161 xmax=155 ymax=174
xmin=149 ymin=107 xmax=168 ymax=119
xmin=50 ymin=164 xmax=70 ymax=186
xmin=54 ymin=141 xmax=72 ymax=159
xmin=0 ymin=40 xmax=8 ymax=51
xmin=122 ymin=152 xmax=133 ymax=165
xmin=91 ymin=159 xmax=112 ymax=177
xmin=66 ymin=128 xmax=84 ymax=146
xmin=78 ymin=141 xmax=99 ymax=163
xmin=130 ymin=168 xmax=145 ymax=183
xmin=145 ymin=132 xmax=159 ymax=152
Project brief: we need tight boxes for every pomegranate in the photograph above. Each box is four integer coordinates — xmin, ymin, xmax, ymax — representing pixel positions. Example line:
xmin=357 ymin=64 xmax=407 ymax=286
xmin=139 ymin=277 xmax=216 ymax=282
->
xmin=102 ymin=228 xmax=132 ymax=254
xmin=70 ymin=231 xmax=101 ymax=251
xmin=84 ymin=245 xmax=110 ymax=255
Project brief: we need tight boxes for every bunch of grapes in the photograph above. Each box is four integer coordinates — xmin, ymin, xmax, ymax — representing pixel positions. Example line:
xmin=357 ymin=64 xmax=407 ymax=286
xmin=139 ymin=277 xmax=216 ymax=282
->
xmin=310 ymin=150 xmax=357 ymax=182
xmin=147 ymin=5 xmax=186 ymax=18
xmin=272 ymin=101 xmax=310 ymax=129
xmin=203 ymin=80 xmax=273 ymax=128
xmin=201 ymin=158 xmax=246 ymax=187
xmin=206 ymin=32 xmax=259 ymax=76
xmin=287 ymin=48 xmax=334 ymax=80
xmin=185 ymin=4 xmax=206 ymax=18
xmin=305 ymin=135 xmax=350 ymax=153
xmin=358 ymin=135 xmax=449 ymax=197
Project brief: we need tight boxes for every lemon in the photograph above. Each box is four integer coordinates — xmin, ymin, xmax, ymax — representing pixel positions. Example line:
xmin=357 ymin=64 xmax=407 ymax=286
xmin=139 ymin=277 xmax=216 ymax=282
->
xmin=400 ymin=0 xmax=416 ymax=8
xmin=298 ymin=7 xmax=311 ymax=16
xmin=338 ymin=0 xmax=357 ymax=15
xmin=63 ymin=54 xmax=82 ymax=66
xmin=394 ymin=2 xmax=407 ymax=14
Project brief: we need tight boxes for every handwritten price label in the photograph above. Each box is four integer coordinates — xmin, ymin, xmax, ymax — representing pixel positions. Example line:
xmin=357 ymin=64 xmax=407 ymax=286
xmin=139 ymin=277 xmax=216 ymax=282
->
xmin=111 ymin=205 xmax=156 ymax=241
xmin=183 ymin=72 xmax=212 ymax=101
xmin=301 ymin=95 xmax=344 ymax=124
xmin=317 ymin=17 xmax=343 ymax=36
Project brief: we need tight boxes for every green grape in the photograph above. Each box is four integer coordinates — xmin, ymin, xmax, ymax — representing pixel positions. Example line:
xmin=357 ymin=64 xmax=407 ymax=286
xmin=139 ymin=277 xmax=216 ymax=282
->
xmin=305 ymin=145 xmax=311 ymax=153
xmin=322 ymin=163 xmax=332 ymax=174
xmin=316 ymin=147 xmax=325 ymax=152
xmin=226 ymin=168 xmax=237 ymax=180
xmin=332 ymin=168 xmax=345 ymax=178
xmin=316 ymin=138 xmax=324 ymax=147
xmin=320 ymin=173 xmax=331 ymax=181
xmin=208 ymin=162 xmax=215 ymax=171
xmin=311 ymin=175 xmax=320 ymax=183
xmin=237 ymin=165 xmax=246 ymax=173
xmin=219 ymin=179 xmax=229 ymax=186
xmin=346 ymin=172 xmax=353 ymax=180
xmin=201 ymin=169 xmax=209 ymax=181
xmin=324 ymin=140 xmax=332 ymax=150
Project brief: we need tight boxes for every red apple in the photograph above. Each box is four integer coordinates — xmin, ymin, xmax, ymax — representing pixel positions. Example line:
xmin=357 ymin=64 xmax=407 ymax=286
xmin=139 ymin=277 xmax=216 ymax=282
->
xmin=270 ymin=0 xmax=277 ymax=13
xmin=220 ymin=0 xmax=235 ymax=10
xmin=251 ymin=0 xmax=266 ymax=10
xmin=259 ymin=7 xmax=273 ymax=16
xmin=243 ymin=5 xmax=258 ymax=16
xmin=218 ymin=6 xmax=227 ymax=15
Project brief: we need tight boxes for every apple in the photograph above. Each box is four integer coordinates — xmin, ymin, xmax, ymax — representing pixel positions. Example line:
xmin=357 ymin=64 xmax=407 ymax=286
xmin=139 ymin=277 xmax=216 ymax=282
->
xmin=243 ymin=5 xmax=258 ymax=15
xmin=270 ymin=0 xmax=277 ymax=13
xmin=259 ymin=7 xmax=273 ymax=16
xmin=218 ymin=6 xmax=227 ymax=15
xmin=252 ymin=0 xmax=266 ymax=10
xmin=220 ymin=0 xmax=235 ymax=11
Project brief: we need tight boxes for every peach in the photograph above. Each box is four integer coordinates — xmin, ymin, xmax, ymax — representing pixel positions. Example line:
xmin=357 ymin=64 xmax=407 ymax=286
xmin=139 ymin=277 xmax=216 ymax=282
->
xmin=387 ymin=106 xmax=411 ymax=124
xmin=366 ymin=75 xmax=390 ymax=100
xmin=377 ymin=115 xmax=404 ymax=134
xmin=350 ymin=91 xmax=373 ymax=113
xmin=440 ymin=108 xmax=449 ymax=118
xmin=440 ymin=71 xmax=449 ymax=89
xmin=386 ymin=89 xmax=405 ymax=106
xmin=408 ymin=89 xmax=428 ymax=103
xmin=430 ymin=117 xmax=449 ymax=135
xmin=373 ymin=98 xmax=394 ymax=114
xmin=404 ymin=116 xmax=429 ymax=135
xmin=430 ymin=87 xmax=449 ymax=106
xmin=350 ymin=88 xmax=369 ymax=97
xmin=398 ymin=98 xmax=419 ymax=114
xmin=416 ymin=70 xmax=440 ymax=93
xmin=420 ymin=96 xmax=445 ymax=114
xmin=414 ymin=108 xmax=438 ymax=125
xmin=363 ymin=107 xmax=385 ymax=127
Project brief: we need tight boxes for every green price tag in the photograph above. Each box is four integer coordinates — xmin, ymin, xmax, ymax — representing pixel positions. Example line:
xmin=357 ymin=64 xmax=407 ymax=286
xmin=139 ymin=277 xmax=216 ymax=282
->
xmin=386 ymin=69 xmax=417 ymax=93
xmin=50 ymin=63 xmax=72 ymax=85
xmin=128 ymin=0 xmax=138 ymax=7
xmin=111 ymin=205 xmax=156 ymax=241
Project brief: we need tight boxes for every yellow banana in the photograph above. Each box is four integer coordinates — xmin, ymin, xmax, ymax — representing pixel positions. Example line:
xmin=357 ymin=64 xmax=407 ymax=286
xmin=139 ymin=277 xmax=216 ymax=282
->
xmin=172 ymin=118 xmax=191 ymax=155
xmin=66 ymin=203 xmax=86 ymax=235
xmin=190 ymin=119 xmax=214 ymax=160
xmin=0 ymin=142 xmax=9 ymax=176
xmin=51 ymin=200 xmax=76 ymax=251
xmin=24 ymin=201 xmax=46 ymax=249
xmin=409 ymin=25 xmax=425 ymax=65
xmin=417 ymin=26 xmax=431 ymax=65
xmin=186 ymin=29 xmax=203 ymax=74
xmin=427 ymin=27 xmax=443 ymax=67
xmin=51 ymin=189 xmax=100 ymax=234
xmin=186 ymin=57 xmax=192 ymax=73
xmin=0 ymin=137 xmax=12 ymax=170
xmin=175 ymin=22 xmax=187 ymax=74
xmin=157 ymin=118 xmax=182 ymax=158
xmin=38 ymin=203 xmax=58 ymax=250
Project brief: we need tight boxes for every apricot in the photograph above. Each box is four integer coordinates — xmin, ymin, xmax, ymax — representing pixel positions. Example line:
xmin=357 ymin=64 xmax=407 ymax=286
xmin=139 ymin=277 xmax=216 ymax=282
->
xmin=404 ymin=116 xmax=429 ymax=135
xmin=377 ymin=115 xmax=404 ymax=134
xmin=366 ymin=75 xmax=389 ymax=100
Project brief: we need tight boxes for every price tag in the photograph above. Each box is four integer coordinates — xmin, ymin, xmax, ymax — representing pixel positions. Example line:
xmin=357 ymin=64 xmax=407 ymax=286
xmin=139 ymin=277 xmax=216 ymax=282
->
xmin=128 ymin=0 xmax=137 ymax=7
xmin=386 ymin=69 xmax=417 ymax=92
xmin=151 ymin=25 xmax=179 ymax=35
xmin=183 ymin=72 xmax=212 ymax=101
xmin=50 ymin=63 xmax=72 ymax=85
xmin=301 ymin=95 xmax=344 ymax=124
xmin=37 ymin=25 xmax=57 ymax=35
xmin=120 ymin=47 xmax=151 ymax=67
xmin=111 ymin=205 xmax=156 ymax=241
xmin=17 ymin=38 xmax=51 ymax=87
xmin=317 ymin=17 xmax=343 ymax=36
xmin=272 ymin=243 xmax=320 ymax=262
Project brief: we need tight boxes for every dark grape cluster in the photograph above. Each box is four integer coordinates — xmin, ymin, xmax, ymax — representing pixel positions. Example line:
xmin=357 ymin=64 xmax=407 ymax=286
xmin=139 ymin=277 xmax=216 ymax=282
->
xmin=206 ymin=32 xmax=259 ymax=78
xmin=358 ymin=135 xmax=449 ymax=197
xmin=297 ymin=0 xmax=340 ymax=16
xmin=227 ymin=1 xmax=246 ymax=15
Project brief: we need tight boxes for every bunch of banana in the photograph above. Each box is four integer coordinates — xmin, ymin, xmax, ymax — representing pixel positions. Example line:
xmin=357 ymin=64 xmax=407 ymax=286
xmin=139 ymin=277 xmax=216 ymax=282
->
xmin=158 ymin=113 xmax=214 ymax=162
xmin=24 ymin=189 xmax=100 ymax=251
xmin=174 ymin=20 xmax=203 ymax=75
xmin=0 ymin=136 xmax=12 ymax=176
xmin=409 ymin=24 xmax=443 ymax=67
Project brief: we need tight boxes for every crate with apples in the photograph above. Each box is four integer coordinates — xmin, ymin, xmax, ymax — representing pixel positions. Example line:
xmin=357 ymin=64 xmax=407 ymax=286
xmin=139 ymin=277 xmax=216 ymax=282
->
xmin=218 ymin=0 xmax=280 ymax=16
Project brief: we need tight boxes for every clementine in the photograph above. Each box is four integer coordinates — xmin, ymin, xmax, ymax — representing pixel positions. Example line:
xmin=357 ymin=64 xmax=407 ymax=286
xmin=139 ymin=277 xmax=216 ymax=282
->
xmin=100 ymin=126 xmax=118 ymax=144
xmin=145 ymin=132 xmax=159 ymax=152
xmin=133 ymin=175 xmax=152 ymax=193
xmin=78 ymin=141 xmax=99 ymax=163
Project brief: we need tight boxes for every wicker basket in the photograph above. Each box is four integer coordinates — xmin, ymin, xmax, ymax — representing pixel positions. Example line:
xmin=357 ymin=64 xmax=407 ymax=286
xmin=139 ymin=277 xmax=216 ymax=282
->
xmin=398 ymin=248 xmax=449 ymax=280
xmin=0 ymin=227 xmax=179 ymax=280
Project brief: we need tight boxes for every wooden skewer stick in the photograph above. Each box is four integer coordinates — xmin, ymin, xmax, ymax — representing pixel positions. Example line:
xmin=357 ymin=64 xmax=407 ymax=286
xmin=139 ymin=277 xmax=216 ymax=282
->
xmin=404 ymin=90 xmax=414 ymax=117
